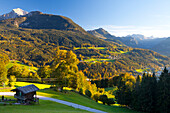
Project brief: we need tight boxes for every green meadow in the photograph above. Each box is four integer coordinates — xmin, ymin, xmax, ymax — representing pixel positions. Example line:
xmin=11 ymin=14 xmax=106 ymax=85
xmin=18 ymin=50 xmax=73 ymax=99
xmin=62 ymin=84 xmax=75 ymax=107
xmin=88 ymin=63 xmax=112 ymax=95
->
xmin=6 ymin=60 xmax=38 ymax=72
xmin=74 ymin=47 xmax=107 ymax=50
xmin=0 ymin=99 xmax=88 ymax=113
xmin=84 ymin=58 xmax=115 ymax=63
xmin=0 ymin=82 xmax=141 ymax=113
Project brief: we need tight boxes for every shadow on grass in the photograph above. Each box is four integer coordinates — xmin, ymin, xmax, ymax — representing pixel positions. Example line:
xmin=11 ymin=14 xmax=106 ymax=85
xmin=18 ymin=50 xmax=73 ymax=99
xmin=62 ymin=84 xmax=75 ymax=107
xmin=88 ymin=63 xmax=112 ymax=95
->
xmin=37 ymin=88 xmax=141 ymax=113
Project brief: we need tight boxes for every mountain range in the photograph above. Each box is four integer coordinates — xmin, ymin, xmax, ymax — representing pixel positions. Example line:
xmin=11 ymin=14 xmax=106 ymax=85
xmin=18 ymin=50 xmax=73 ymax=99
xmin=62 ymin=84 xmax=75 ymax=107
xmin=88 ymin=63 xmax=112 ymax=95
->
xmin=88 ymin=28 xmax=169 ymax=56
xmin=0 ymin=8 xmax=169 ymax=72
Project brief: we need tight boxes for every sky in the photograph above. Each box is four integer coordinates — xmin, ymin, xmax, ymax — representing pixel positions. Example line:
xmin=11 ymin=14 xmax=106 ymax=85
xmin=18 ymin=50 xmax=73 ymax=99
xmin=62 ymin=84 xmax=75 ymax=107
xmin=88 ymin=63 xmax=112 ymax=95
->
xmin=1 ymin=0 xmax=170 ymax=37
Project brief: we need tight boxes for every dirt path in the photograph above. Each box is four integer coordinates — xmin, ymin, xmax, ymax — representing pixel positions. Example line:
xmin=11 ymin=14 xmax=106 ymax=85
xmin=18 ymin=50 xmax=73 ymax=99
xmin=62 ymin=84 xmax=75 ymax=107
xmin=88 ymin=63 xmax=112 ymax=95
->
xmin=0 ymin=92 xmax=107 ymax=113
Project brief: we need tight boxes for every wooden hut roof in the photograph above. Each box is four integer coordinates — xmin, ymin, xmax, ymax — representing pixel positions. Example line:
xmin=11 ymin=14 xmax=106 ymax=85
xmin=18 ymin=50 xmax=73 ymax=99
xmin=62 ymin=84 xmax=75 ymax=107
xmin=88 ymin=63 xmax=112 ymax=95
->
xmin=11 ymin=84 xmax=39 ymax=94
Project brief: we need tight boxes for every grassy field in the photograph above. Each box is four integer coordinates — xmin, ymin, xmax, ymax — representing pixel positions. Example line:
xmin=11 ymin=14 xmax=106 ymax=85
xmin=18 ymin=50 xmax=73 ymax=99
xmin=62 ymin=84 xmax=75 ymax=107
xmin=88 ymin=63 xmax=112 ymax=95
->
xmin=135 ymin=68 xmax=150 ymax=73
xmin=84 ymin=58 xmax=115 ymax=63
xmin=14 ymin=82 xmax=51 ymax=89
xmin=105 ymin=87 xmax=117 ymax=92
xmin=0 ymin=82 xmax=51 ymax=92
xmin=37 ymin=89 xmax=141 ymax=113
xmin=105 ymin=87 xmax=118 ymax=97
xmin=74 ymin=46 xmax=131 ymax=63
xmin=110 ymin=50 xmax=129 ymax=54
xmin=6 ymin=60 xmax=38 ymax=72
xmin=74 ymin=47 xmax=107 ymax=50
xmin=0 ymin=98 xmax=87 ymax=113
xmin=0 ymin=82 xmax=72 ymax=92
xmin=1 ymin=82 xmax=141 ymax=113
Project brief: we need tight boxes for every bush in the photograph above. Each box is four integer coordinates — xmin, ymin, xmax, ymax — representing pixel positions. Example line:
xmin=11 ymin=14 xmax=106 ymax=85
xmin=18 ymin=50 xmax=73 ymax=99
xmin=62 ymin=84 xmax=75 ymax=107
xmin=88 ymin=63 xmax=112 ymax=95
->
xmin=9 ymin=75 xmax=16 ymax=87
xmin=85 ymin=89 xmax=92 ymax=98
xmin=93 ymin=93 xmax=100 ymax=102
xmin=99 ymin=95 xmax=108 ymax=105
xmin=106 ymin=98 xmax=115 ymax=106
xmin=98 ymin=88 xmax=105 ymax=93
xmin=8 ymin=82 xmax=14 ymax=87
xmin=79 ymin=88 xmax=83 ymax=95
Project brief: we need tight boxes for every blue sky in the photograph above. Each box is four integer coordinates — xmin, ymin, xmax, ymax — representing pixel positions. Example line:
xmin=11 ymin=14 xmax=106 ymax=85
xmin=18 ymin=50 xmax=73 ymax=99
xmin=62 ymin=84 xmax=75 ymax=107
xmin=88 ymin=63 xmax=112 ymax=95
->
xmin=1 ymin=0 xmax=170 ymax=37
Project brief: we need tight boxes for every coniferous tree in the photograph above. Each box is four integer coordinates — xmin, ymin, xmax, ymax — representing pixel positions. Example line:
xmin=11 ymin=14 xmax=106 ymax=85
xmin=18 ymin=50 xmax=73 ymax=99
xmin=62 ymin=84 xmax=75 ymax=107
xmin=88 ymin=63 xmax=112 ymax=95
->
xmin=143 ymin=72 xmax=157 ymax=112
xmin=116 ymin=74 xmax=135 ymax=106
xmin=157 ymin=67 xmax=170 ymax=113
xmin=131 ymin=75 xmax=141 ymax=110
xmin=138 ymin=73 xmax=149 ymax=111
xmin=116 ymin=78 xmax=126 ymax=105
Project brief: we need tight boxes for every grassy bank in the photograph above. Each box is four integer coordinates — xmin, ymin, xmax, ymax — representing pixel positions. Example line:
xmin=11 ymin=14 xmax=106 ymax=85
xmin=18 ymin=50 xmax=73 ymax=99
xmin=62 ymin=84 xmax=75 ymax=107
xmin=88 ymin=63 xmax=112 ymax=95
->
xmin=37 ymin=89 xmax=141 ymax=113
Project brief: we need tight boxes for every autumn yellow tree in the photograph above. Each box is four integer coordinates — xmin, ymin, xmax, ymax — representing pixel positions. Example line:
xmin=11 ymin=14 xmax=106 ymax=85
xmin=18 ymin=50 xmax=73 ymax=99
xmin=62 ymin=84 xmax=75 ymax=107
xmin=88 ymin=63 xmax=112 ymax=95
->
xmin=51 ymin=48 xmax=79 ymax=90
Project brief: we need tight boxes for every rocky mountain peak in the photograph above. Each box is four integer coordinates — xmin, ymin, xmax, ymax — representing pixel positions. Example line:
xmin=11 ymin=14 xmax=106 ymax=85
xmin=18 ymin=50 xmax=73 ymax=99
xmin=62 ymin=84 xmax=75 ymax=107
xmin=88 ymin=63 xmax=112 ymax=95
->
xmin=12 ymin=8 xmax=28 ymax=16
xmin=95 ymin=28 xmax=109 ymax=34
xmin=87 ymin=28 xmax=114 ymax=39
xmin=0 ymin=8 xmax=28 ymax=20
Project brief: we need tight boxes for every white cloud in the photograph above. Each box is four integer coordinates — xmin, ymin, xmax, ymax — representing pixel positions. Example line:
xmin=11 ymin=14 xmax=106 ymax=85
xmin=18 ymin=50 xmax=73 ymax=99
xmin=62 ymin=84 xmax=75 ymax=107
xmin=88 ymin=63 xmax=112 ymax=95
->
xmin=87 ymin=25 xmax=170 ymax=38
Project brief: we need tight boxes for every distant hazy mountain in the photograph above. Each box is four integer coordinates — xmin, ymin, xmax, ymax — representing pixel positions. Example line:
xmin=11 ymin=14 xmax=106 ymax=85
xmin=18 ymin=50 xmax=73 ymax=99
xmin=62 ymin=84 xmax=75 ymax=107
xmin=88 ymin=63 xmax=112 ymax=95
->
xmin=87 ymin=28 xmax=141 ymax=46
xmin=88 ymin=28 xmax=168 ymax=55
xmin=152 ymin=37 xmax=170 ymax=56
xmin=0 ymin=8 xmax=28 ymax=20
xmin=124 ymin=35 xmax=166 ymax=49
xmin=126 ymin=34 xmax=154 ymax=40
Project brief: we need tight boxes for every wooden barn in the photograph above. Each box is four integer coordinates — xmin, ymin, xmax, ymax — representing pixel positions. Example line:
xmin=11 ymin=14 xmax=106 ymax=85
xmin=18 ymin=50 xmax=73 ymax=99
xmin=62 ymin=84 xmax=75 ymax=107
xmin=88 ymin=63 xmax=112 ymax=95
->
xmin=11 ymin=84 xmax=39 ymax=104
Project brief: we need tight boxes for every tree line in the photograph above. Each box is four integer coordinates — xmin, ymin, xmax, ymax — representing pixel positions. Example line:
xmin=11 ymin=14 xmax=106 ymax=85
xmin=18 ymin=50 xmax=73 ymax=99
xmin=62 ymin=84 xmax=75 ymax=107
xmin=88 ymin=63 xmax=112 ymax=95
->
xmin=115 ymin=67 xmax=170 ymax=113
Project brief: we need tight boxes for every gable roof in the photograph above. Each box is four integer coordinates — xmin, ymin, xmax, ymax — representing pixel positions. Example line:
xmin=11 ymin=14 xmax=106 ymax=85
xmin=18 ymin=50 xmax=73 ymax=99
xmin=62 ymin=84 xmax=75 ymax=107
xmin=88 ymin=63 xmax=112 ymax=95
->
xmin=11 ymin=84 xmax=39 ymax=94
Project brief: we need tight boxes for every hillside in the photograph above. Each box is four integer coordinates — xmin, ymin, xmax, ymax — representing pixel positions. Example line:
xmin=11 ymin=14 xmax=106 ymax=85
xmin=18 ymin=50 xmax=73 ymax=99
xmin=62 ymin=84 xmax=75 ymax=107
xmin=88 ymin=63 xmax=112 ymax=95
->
xmin=0 ymin=10 xmax=169 ymax=74
xmin=77 ymin=47 xmax=170 ymax=79
xmin=6 ymin=60 xmax=38 ymax=72
xmin=0 ymin=10 xmax=110 ymax=66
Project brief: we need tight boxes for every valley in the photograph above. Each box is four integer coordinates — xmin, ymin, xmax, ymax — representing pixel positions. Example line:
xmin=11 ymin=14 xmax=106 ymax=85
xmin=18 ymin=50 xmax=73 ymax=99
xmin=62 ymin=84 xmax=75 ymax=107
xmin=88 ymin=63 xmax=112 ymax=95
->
xmin=0 ymin=6 xmax=170 ymax=113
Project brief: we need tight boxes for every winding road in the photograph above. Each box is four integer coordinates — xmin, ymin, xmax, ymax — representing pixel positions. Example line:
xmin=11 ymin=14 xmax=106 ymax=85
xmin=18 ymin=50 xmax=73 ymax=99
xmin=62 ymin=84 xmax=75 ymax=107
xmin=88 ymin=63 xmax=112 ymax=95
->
xmin=0 ymin=92 xmax=107 ymax=113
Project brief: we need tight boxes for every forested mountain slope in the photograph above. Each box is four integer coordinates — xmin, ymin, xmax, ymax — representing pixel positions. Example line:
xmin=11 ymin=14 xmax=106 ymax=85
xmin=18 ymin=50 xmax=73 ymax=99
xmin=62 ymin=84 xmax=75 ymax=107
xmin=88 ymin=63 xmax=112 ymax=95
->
xmin=0 ymin=11 xmax=169 ymax=74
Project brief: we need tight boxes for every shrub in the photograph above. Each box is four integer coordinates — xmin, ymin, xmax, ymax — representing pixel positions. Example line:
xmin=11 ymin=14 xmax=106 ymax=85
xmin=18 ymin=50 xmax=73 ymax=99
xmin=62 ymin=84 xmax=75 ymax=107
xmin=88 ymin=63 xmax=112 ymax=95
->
xmin=93 ymin=93 xmax=100 ymax=102
xmin=79 ymin=88 xmax=83 ymax=95
xmin=85 ymin=89 xmax=92 ymax=98
xmin=106 ymin=98 xmax=115 ymax=106
xmin=8 ymin=82 xmax=13 ymax=87
xmin=98 ymin=88 xmax=105 ymax=93
xmin=9 ymin=75 xmax=16 ymax=87
xmin=99 ymin=95 xmax=108 ymax=105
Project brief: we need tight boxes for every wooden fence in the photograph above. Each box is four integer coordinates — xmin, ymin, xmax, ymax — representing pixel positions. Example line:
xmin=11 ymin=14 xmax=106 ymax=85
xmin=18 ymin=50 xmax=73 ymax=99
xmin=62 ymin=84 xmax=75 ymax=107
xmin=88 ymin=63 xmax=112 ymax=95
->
xmin=16 ymin=78 xmax=58 ymax=82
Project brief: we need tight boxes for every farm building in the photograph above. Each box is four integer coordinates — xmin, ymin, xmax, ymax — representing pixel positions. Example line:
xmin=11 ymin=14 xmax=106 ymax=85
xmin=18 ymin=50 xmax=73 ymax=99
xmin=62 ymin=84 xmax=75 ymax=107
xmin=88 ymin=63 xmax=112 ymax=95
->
xmin=11 ymin=84 xmax=39 ymax=104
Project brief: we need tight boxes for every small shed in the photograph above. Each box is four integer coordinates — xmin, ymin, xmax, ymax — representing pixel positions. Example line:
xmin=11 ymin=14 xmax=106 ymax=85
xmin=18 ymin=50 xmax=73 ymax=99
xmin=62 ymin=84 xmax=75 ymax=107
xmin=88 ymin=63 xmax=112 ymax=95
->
xmin=11 ymin=84 xmax=39 ymax=104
